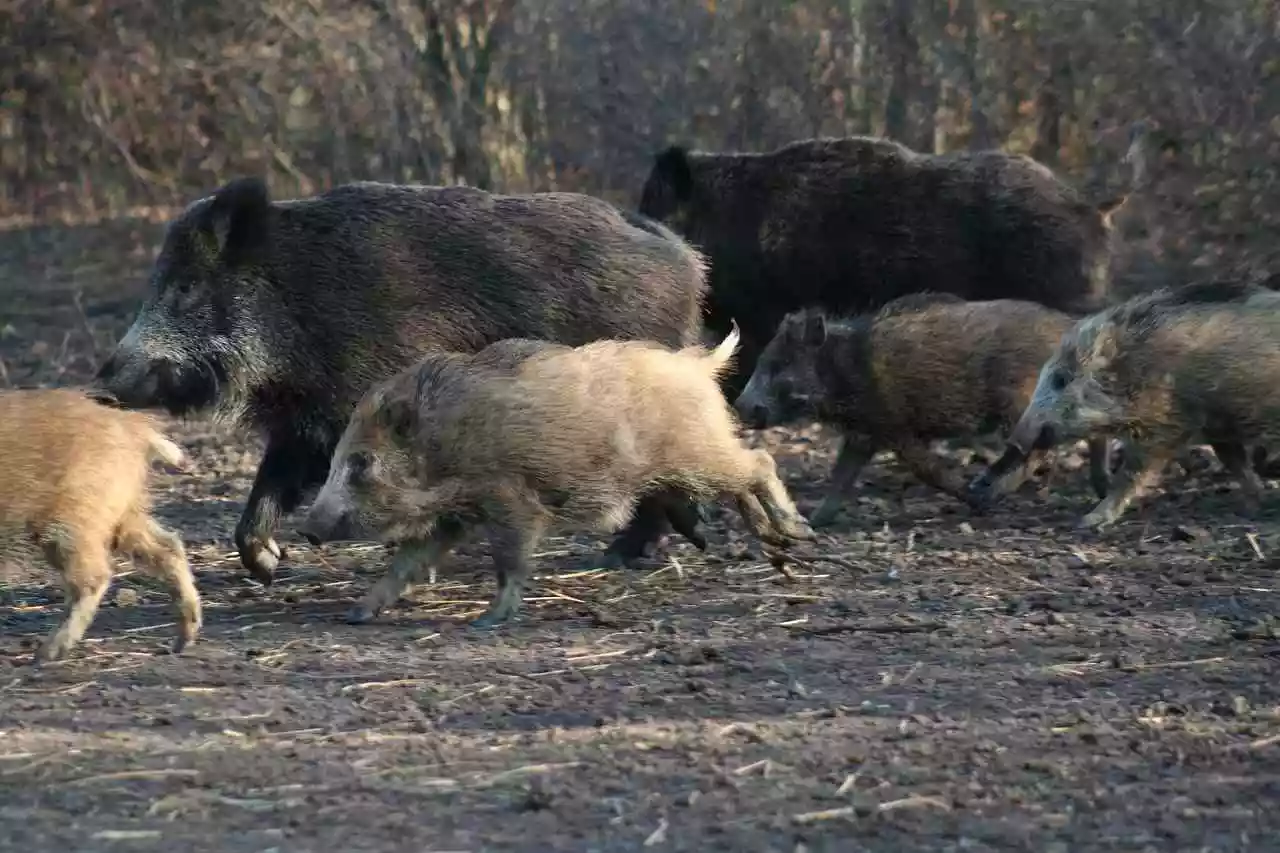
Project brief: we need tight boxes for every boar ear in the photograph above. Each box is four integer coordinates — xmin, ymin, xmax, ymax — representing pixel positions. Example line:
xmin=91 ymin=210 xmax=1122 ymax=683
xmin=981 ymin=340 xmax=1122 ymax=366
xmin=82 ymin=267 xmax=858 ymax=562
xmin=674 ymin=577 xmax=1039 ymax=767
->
xmin=203 ymin=176 xmax=271 ymax=260
xmin=653 ymin=146 xmax=694 ymax=201
xmin=375 ymin=397 xmax=416 ymax=443
xmin=1096 ymin=194 xmax=1128 ymax=230
xmin=1084 ymin=320 xmax=1119 ymax=367
xmin=801 ymin=312 xmax=828 ymax=347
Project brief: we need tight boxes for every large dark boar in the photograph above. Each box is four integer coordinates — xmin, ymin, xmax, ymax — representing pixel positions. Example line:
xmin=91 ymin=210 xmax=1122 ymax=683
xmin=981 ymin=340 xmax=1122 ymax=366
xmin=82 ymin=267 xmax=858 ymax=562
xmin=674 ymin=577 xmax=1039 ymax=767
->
xmin=971 ymin=299 xmax=1280 ymax=529
xmin=297 ymin=326 xmax=813 ymax=629
xmin=732 ymin=294 xmax=1111 ymax=525
xmin=638 ymin=136 xmax=1125 ymax=391
xmin=95 ymin=178 xmax=709 ymax=585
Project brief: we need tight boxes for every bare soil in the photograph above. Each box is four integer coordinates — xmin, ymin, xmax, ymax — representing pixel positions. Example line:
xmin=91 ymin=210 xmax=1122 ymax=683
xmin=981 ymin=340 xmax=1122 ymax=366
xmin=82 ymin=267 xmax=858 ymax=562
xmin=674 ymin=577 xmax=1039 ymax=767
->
xmin=1 ymin=220 xmax=1277 ymax=853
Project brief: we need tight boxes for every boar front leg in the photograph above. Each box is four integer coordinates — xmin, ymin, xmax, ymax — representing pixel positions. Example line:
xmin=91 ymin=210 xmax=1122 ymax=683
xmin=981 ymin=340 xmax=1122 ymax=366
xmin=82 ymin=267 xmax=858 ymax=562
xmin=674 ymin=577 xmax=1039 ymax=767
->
xmin=236 ymin=435 xmax=333 ymax=585
xmin=600 ymin=489 xmax=700 ymax=569
xmin=1087 ymin=436 xmax=1113 ymax=499
xmin=809 ymin=433 xmax=875 ymax=528
xmin=347 ymin=518 xmax=469 ymax=625
xmin=472 ymin=488 xmax=551 ymax=629
xmin=1079 ymin=436 xmax=1182 ymax=529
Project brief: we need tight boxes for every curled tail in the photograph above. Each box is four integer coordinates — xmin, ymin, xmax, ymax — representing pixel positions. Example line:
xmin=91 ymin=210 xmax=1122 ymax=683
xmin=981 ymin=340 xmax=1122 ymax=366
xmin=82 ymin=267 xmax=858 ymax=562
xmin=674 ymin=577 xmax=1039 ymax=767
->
xmin=147 ymin=429 xmax=190 ymax=473
xmin=705 ymin=320 xmax=741 ymax=377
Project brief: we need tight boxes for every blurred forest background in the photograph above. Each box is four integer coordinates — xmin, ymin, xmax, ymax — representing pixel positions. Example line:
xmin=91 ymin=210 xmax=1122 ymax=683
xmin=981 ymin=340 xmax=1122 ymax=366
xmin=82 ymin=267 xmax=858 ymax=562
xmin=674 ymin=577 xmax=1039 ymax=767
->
xmin=3 ymin=0 xmax=1280 ymax=288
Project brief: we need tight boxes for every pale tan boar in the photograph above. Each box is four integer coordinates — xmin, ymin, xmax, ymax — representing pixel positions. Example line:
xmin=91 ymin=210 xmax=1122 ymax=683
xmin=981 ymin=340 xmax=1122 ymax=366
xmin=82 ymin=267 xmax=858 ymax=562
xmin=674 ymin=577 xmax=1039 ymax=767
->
xmin=299 ymin=326 xmax=814 ymax=629
xmin=0 ymin=389 xmax=201 ymax=663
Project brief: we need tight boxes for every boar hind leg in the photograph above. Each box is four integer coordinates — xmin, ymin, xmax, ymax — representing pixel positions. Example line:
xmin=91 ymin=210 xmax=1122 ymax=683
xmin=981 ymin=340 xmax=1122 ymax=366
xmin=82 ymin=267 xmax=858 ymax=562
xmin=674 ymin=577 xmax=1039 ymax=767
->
xmin=116 ymin=513 xmax=202 ymax=654
xmin=809 ymin=434 xmax=874 ymax=528
xmin=348 ymin=519 xmax=467 ymax=625
xmin=742 ymin=449 xmax=815 ymax=544
xmin=235 ymin=436 xmax=333 ymax=585
xmin=35 ymin=535 xmax=112 ymax=664
xmin=1212 ymin=441 xmax=1266 ymax=514
xmin=1080 ymin=438 xmax=1181 ymax=530
xmin=473 ymin=510 xmax=548 ymax=630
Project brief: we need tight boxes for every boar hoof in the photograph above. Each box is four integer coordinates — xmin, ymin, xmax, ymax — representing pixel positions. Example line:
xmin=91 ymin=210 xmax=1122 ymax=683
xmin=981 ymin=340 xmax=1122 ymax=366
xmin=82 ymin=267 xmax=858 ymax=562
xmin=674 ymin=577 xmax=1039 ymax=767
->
xmin=346 ymin=604 xmax=380 ymax=625
xmin=32 ymin=641 xmax=69 ymax=666
xmin=239 ymin=536 xmax=283 ymax=585
xmin=807 ymin=502 xmax=842 ymax=528
xmin=599 ymin=537 xmax=667 ymax=570
xmin=783 ymin=517 xmax=817 ymax=541
xmin=1078 ymin=509 xmax=1114 ymax=531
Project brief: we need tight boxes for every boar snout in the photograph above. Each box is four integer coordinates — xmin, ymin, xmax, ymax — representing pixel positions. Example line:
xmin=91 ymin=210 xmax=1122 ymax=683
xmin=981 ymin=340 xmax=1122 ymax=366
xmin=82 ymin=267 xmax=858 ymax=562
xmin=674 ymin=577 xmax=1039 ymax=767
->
xmin=96 ymin=362 xmax=161 ymax=407
xmin=298 ymin=502 xmax=361 ymax=545
xmin=735 ymin=400 xmax=771 ymax=430
xmin=1007 ymin=414 xmax=1052 ymax=456
xmin=733 ymin=385 xmax=773 ymax=429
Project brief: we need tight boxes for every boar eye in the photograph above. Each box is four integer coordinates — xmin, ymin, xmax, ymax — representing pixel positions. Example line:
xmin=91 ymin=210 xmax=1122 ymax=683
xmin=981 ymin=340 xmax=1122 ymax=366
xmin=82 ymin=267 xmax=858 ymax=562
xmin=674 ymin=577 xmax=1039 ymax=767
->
xmin=347 ymin=452 xmax=373 ymax=483
xmin=1049 ymin=371 xmax=1068 ymax=392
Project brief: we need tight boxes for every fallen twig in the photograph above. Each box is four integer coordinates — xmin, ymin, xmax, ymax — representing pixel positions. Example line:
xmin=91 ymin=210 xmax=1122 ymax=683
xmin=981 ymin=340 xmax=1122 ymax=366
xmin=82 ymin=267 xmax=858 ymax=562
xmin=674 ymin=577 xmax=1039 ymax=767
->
xmin=792 ymin=805 xmax=856 ymax=824
xmin=791 ymin=621 xmax=944 ymax=636
xmin=62 ymin=768 xmax=200 ymax=787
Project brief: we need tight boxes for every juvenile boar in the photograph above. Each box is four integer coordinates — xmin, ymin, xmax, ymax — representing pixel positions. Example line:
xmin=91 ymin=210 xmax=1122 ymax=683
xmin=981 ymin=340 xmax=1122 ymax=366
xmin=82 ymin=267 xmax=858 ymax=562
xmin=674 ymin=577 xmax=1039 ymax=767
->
xmin=298 ymin=326 xmax=813 ymax=629
xmin=638 ymin=136 xmax=1125 ymax=391
xmin=95 ymin=178 xmax=710 ymax=585
xmin=969 ymin=276 xmax=1280 ymax=503
xmin=0 ymin=389 xmax=201 ymax=663
xmin=975 ymin=299 xmax=1280 ymax=529
xmin=732 ymin=295 xmax=1111 ymax=526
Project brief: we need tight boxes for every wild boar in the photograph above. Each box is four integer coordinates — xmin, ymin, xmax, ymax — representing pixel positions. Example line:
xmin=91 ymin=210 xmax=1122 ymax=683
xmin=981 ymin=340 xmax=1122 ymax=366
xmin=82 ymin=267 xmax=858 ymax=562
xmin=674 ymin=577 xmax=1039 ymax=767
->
xmin=969 ymin=276 xmax=1280 ymax=506
xmin=94 ymin=178 xmax=710 ymax=585
xmin=975 ymin=299 xmax=1280 ymax=528
xmin=732 ymin=294 xmax=1111 ymax=525
xmin=0 ymin=389 xmax=201 ymax=663
xmin=638 ymin=136 xmax=1125 ymax=391
xmin=298 ymin=326 xmax=813 ymax=628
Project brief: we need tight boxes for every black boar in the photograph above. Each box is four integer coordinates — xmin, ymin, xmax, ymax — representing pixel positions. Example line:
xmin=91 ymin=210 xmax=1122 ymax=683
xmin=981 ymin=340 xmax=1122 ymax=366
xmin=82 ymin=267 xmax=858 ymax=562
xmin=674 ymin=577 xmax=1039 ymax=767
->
xmin=732 ymin=294 xmax=1111 ymax=525
xmin=978 ymin=299 xmax=1280 ymax=529
xmin=638 ymin=136 xmax=1125 ymax=391
xmin=297 ymin=326 xmax=813 ymax=628
xmin=95 ymin=178 xmax=710 ymax=585
xmin=0 ymin=389 xmax=201 ymax=663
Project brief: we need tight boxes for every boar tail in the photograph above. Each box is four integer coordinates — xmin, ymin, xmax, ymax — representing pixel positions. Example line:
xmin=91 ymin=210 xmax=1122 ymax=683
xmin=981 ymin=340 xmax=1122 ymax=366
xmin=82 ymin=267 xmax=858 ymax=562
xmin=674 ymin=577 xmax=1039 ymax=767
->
xmin=705 ymin=320 xmax=741 ymax=377
xmin=146 ymin=430 xmax=191 ymax=473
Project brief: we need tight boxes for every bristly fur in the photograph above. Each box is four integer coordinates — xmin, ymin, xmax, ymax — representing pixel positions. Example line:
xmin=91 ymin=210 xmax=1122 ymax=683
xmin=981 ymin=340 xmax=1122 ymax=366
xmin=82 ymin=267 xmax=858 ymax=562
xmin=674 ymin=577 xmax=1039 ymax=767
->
xmin=638 ymin=135 xmax=1125 ymax=392
xmin=0 ymin=388 xmax=201 ymax=663
xmin=95 ymin=178 xmax=712 ymax=582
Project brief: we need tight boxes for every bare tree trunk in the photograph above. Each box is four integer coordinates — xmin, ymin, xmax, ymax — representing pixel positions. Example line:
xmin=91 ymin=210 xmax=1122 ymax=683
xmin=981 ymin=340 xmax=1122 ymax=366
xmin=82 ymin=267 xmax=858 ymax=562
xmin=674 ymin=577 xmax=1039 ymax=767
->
xmin=847 ymin=0 xmax=875 ymax=135
xmin=882 ymin=0 xmax=916 ymax=143
xmin=1031 ymin=42 xmax=1070 ymax=166
xmin=959 ymin=0 xmax=990 ymax=149
xmin=735 ymin=4 xmax=772 ymax=150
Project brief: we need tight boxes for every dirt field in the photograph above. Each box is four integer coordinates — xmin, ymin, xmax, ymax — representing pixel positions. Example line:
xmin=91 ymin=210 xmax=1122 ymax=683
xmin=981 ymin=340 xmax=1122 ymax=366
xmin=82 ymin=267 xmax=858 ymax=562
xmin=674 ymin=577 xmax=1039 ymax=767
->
xmin=1 ymin=220 xmax=1278 ymax=853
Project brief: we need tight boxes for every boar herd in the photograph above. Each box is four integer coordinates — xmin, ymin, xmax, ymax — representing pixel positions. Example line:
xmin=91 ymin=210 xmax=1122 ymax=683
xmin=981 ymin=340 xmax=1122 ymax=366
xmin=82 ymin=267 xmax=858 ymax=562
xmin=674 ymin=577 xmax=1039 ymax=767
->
xmin=3 ymin=135 xmax=1276 ymax=664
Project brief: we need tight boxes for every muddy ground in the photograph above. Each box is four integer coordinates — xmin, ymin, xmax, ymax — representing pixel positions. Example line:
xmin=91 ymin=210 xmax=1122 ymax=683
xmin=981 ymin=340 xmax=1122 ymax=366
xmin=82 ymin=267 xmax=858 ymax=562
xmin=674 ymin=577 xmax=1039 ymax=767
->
xmin=0 ymin=218 xmax=1277 ymax=853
